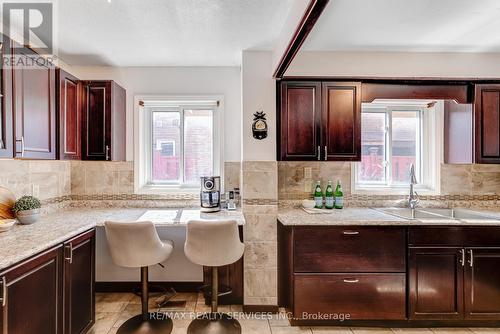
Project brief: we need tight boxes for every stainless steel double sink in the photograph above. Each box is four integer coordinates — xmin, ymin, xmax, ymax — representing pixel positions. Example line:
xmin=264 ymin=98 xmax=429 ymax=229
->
xmin=375 ymin=207 xmax=500 ymax=222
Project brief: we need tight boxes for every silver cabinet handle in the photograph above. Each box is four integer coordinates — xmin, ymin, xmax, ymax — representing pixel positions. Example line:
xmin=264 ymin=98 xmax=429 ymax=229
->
xmin=468 ymin=249 xmax=473 ymax=267
xmin=105 ymin=145 xmax=110 ymax=161
xmin=460 ymin=249 xmax=465 ymax=266
xmin=317 ymin=146 xmax=320 ymax=160
xmin=324 ymin=146 xmax=327 ymax=161
xmin=342 ymin=231 xmax=359 ymax=235
xmin=15 ymin=136 xmax=25 ymax=157
xmin=0 ymin=276 xmax=6 ymax=307
xmin=343 ymin=278 xmax=359 ymax=283
xmin=64 ymin=243 xmax=73 ymax=264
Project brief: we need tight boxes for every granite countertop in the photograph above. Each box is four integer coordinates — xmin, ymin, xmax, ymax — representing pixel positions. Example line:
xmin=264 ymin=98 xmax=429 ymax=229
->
xmin=277 ymin=207 xmax=500 ymax=226
xmin=0 ymin=208 xmax=245 ymax=271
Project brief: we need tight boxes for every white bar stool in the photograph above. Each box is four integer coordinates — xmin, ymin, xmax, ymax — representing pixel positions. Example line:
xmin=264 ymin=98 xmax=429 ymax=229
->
xmin=184 ymin=220 xmax=245 ymax=334
xmin=105 ymin=221 xmax=174 ymax=334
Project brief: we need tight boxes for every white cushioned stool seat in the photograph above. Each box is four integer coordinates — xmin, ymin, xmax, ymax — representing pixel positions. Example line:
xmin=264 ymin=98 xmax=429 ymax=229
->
xmin=184 ymin=219 xmax=244 ymax=334
xmin=105 ymin=221 xmax=173 ymax=268
xmin=184 ymin=220 xmax=244 ymax=267
xmin=104 ymin=220 xmax=174 ymax=334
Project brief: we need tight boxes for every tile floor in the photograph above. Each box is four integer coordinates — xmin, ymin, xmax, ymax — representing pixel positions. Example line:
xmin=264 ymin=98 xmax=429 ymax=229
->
xmin=90 ymin=292 xmax=500 ymax=334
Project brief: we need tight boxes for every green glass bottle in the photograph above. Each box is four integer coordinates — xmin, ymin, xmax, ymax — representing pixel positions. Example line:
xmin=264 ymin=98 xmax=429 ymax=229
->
xmin=313 ymin=181 xmax=323 ymax=209
xmin=325 ymin=181 xmax=334 ymax=209
xmin=334 ymin=180 xmax=344 ymax=209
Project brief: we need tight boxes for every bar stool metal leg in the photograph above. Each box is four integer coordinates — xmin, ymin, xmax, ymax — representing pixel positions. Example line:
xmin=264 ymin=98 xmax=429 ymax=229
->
xmin=187 ymin=267 xmax=241 ymax=334
xmin=117 ymin=267 xmax=173 ymax=334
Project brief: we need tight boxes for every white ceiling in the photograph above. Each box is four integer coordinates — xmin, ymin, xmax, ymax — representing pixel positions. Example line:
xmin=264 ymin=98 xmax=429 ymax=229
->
xmin=57 ymin=0 xmax=294 ymax=66
xmin=303 ymin=0 xmax=500 ymax=52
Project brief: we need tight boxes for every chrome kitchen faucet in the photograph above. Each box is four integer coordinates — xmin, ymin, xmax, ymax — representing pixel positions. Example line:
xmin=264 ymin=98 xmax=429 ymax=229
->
xmin=408 ymin=164 xmax=420 ymax=209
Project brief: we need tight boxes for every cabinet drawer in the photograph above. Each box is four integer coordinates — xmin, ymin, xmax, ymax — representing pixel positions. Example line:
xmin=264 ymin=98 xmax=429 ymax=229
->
xmin=293 ymin=273 xmax=406 ymax=320
xmin=409 ymin=227 xmax=500 ymax=247
xmin=294 ymin=227 xmax=406 ymax=272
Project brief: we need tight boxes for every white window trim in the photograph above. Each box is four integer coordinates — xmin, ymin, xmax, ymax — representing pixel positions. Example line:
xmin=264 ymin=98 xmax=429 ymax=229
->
xmin=134 ymin=95 xmax=224 ymax=194
xmin=352 ymin=101 xmax=443 ymax=195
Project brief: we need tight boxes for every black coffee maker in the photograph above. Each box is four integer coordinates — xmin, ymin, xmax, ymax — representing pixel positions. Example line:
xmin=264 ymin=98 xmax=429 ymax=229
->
xmin=200 ymin=176 xmax=221 ymax=213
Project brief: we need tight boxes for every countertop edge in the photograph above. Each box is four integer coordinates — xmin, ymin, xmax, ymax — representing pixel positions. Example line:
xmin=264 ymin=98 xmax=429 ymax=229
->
xmin=0 ymin=223 xmax=96 ymax=272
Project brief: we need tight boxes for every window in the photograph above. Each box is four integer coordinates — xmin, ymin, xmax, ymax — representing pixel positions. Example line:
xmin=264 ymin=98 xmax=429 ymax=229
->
xmin=135 ymin=97 xmax=222 ymax=193
xmin=354 ymin=101 xmax=443 ymax=194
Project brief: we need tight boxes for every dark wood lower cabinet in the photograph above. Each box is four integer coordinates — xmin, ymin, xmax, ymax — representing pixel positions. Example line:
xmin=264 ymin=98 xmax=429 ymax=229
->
xmin=294 ymin=273 xmax=406 ymax=320
xmin=0 ymin=229 xmax=95 ymax=334
xmin=279 ymin=223 xmax=500 ymax=326
xmin=464 ymin=248 xmax=500 ymax=320
xmin=409 ymin=247 xmax=464 ymax=320
xmin=63 ymin=230 xmax=95 ymax=334
xmin=0 ymin=246 xmax=63 ymax=334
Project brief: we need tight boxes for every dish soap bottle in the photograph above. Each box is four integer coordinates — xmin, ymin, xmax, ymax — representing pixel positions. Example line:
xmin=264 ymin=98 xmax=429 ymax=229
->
xmin=325 ymin=181 xmax=334 ymax=209
xmin=314 ymin=181 xmax=323 ymax=209
xmin=334 ymin=180 xmax=344 ymax=209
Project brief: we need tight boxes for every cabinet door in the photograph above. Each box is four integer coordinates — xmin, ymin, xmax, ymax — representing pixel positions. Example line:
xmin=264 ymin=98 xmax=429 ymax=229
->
xmin=63 ymin=229 xmax=95 ymax=334
xmin=409 ymin=247 xmax=464 ymax=320
xmin=279 ymin=82 xmax=321 ymax=160
xmin=82 ymin=82 xmax=111 ymax=160
xmin=464 ymin=248 xmax=500 ymax=320
xmin=13 ymin=53 xmax=56 ymax=159
xmin=322 ymin=82 xmax=361 ymax=161
xmin=294 ymin=273 xmax=406 ymax=320
xmin=0 ymin=246 xmax=63 ymax=334
xmin=474 ymin=84 xmax=500 ymax=163
xmin=294 ymin=226 xmax=406 ymax=273
xmin=0 ymin=42 xmax=13 ymax=158
xmin=58 ymin=70 xmax=81 ymax=160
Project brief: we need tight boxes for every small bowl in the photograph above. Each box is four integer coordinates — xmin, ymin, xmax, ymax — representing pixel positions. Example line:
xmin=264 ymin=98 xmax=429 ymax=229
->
xmin=0 ymin=219 xmax=16 ymax=232
xmin=302 ymin=200 xmax=316 ymax=209
xmin=16 ymin=208 xmax=41 ymax=225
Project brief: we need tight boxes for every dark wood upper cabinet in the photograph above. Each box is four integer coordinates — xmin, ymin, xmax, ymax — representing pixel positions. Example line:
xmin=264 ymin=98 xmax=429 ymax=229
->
xmin=13 ymin=49 xmax=56 ymax=159
xmin=278 ymin=81 xmax=361 ymax=161
xmin=409 ymin=247 xmax=464 ymax=320
xmin=464 ymin=248 xmax=500 ymax=320
xmin=0 ymin=42 xmax=13 ymax=158
xmin=322 ymin=82 xmax=361 ymax=161
xmin=63 ymin=229 xmax=95 ymax=334
xmin=279 ymin=81 xmax=321 ymax=160
xmin=82 ymin=81 xmax=126 ymax=161
xmin=474 ymin=84 xmax=500 ymax=163
xmin=0 ymin=246 xmax=63 ymax=334
xmin=57 ymin=69 xmax=82 ymax=160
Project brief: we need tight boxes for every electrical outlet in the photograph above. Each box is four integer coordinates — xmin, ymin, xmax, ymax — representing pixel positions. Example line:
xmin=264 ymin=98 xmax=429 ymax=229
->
xmin=31 ymin=184 xmax=40 ymax=198
xmin=304 ymin=179 xmax=312 ymax=192
xmin=304 ymin=167 xmax=312 ymax=179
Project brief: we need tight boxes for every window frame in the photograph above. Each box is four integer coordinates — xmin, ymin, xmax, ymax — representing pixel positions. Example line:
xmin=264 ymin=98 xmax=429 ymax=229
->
xmin=352 ymin=101 xmax=443 ymax=195
xmin=134 ymin=95 xmax=224 ymax=194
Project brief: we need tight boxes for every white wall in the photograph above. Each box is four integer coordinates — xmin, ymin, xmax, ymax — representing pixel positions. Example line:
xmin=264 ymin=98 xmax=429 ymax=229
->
xmin=271 ymin=0 xmax=310 ymax=72
xmin=66 ymin=66 xmax=241 ymax=161
xmin=286 ymin=51 xmax=500 ymax=77
xmin=241 ymin=51 xmax=277 ymax=161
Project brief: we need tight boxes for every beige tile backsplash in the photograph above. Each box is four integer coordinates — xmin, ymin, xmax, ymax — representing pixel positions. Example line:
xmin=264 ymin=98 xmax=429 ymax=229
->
xmin=70 ymin=161 xmax=134 ymax=195
xmin=0 ymin=159 xmax=241 ymax=199
xmin=278 ymin=161 xmax=500 ymax=199
xmin=0 ymin=160 xmax=71 ymax=200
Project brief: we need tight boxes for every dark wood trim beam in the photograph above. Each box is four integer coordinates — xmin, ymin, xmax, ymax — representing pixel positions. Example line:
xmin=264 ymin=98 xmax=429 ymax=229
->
xmin=273 ymin=0 xmax=330 ymax=79
xmin=361 ymin=83 xmax=471 ymax=104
